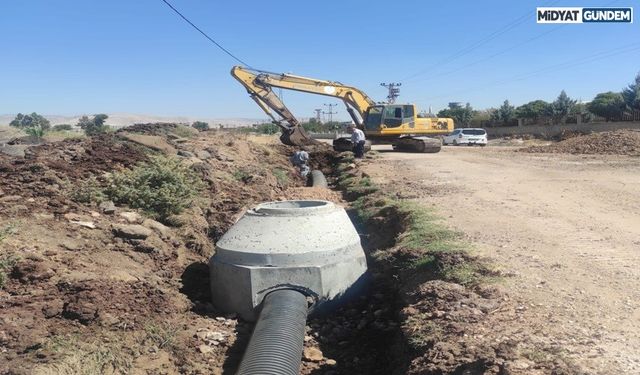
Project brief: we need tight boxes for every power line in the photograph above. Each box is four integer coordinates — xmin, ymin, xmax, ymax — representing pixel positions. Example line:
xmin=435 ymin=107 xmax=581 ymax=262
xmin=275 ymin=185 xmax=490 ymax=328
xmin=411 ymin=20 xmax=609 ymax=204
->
xmin=402 ymin=0 xmax=622 ymax=85
xmin=397 ymin=0 xmax=563 ymax=83
xmin=398 ymin=14 xmax=529 ymax=82
xmin=159 ymin=0 xmax=253 ymax=68
xmin=414 ymin=42 xmax=640 ymax=103
xmin=408 ymin=25 xmax=564 ymax=85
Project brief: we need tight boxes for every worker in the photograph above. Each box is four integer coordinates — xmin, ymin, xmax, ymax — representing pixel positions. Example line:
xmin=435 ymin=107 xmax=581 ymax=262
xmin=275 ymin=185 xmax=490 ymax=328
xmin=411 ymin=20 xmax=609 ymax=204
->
xmin=347 ymin=123 xmax=366 ymax=158
xmin=290 ymin=150 xmax=310 ymax=177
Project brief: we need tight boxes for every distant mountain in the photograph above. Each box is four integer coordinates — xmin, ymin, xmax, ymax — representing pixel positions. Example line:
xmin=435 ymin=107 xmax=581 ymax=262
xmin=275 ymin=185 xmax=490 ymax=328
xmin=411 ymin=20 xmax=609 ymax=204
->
xmin=0 ymin=113 xmax=266 ymax=128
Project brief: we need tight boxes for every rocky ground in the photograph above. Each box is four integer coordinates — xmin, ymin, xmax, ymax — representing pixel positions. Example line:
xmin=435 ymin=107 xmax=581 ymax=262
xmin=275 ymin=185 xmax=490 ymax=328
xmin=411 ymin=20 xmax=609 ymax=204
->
xmin=4 ymin=125 xmax=638 ymax=374
xmin=0 ymin=124 xmax=343 ymax=374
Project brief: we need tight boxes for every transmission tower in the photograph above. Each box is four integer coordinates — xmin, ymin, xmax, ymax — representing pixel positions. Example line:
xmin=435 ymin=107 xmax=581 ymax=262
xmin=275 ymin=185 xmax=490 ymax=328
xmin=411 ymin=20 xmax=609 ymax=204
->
xmin=380 ymin=82 xmax=401 ymax=104
xmin=323 ymin=103 xmax=338 ymax=125
xmin=314 ymin=108 xmax=322 ymax=123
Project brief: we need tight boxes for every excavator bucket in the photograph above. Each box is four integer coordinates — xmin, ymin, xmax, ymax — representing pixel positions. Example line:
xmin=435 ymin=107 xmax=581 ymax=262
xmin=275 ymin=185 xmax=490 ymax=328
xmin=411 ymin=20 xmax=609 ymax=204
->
xmin=280 ymin=126 xmax=318 ymax=146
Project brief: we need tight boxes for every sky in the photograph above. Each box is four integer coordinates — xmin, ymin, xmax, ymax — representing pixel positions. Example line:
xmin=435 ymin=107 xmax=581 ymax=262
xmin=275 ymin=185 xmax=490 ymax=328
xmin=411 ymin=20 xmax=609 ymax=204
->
xmin=0 ymin=0 xmax=638 ymax=122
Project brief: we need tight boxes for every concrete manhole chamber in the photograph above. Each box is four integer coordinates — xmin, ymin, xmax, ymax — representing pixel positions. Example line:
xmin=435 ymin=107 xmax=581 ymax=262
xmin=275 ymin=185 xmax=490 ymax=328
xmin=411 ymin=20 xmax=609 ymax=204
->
xmin=209 ymin=200 xmax=368 ymax=321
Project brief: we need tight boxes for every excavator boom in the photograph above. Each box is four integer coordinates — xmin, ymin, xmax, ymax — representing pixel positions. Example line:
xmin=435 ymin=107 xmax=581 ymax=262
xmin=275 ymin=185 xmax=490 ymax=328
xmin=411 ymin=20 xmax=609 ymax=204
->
xmin=231 ymin=66 xmax=453 ymax=151
xmin=231 ymin=66 xmax=377 ymax=146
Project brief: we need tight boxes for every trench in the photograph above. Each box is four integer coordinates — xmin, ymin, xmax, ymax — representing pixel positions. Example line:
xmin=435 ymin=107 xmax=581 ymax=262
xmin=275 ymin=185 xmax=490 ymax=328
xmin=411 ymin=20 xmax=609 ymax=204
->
xmin=301 ymin=154 xmax=409 ymax=375
xmin=186 ymin=149 xmax=413 ymax=374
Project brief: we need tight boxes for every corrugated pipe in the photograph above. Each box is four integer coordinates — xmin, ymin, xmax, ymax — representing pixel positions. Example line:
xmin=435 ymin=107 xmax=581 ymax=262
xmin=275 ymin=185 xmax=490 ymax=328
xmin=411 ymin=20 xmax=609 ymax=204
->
xmin=310 ymin=170 xmax=328 ymax=188
xmin=236 ymin=289 xmax=309 ymax=375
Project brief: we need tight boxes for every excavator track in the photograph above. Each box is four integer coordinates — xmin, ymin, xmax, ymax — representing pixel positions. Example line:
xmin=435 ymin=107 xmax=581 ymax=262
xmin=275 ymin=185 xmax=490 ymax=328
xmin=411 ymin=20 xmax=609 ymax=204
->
xmin=392 ymin=136 xmax=441 ymax=153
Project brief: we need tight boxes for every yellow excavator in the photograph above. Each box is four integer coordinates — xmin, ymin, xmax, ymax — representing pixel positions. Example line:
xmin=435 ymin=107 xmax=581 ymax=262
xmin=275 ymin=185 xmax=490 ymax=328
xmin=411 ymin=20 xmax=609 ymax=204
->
xmin=231 ymin=66 xmax=454 ymax=152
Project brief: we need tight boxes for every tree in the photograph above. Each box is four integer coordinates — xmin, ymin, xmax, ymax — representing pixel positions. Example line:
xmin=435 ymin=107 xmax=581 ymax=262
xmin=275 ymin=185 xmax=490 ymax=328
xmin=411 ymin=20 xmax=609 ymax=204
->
xmin=9 ymin=112 xmax=51 ymax=130
xmin=93 ymin=114 xmax=108 ymax=127
xmin=469 ymin=109 xmax=493 ymax=127
xmin=78 ymin=114 xmax=109 ymax=136
xmin=622 ymin=72 xmax=640 ymax=110
xmin=489 ymin=100 xmax=515 ymax=125
xmin=438 ymin=103 xmax=474 ymax=127
xmin=587 ymin=92 xmax=626 ymax=121
xmin=192 ymin=121 xmax=209 ymax=131
xmin=515 ymin=100 xmax=550 ymax=120
xmin=549 ymin=90 xmax=576 ymax=123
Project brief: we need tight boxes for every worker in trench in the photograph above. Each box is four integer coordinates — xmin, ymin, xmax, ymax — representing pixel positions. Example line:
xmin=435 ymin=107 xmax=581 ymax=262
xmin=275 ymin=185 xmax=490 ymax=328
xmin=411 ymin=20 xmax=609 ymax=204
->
xmin=290 ymin=150 xmax=310 ymax=177
xmin=347 ymin=123 xmax=366 ymax=158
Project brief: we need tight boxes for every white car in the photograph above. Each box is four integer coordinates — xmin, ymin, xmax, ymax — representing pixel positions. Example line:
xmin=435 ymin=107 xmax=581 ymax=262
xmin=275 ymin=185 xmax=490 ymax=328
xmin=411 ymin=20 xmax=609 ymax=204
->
xmin=442 ymin=128 xmax=487 ymax=146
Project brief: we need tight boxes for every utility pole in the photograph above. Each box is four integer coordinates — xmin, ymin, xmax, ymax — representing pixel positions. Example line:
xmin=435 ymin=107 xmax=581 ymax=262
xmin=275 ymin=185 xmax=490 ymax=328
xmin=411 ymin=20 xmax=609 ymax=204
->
xmin=323 ymin=103 xmax=338 ymax=125
xmin=314 ymin=108 xmax=322 ymax=123
xmin=380 ymin=82 xmax=401 ymax=104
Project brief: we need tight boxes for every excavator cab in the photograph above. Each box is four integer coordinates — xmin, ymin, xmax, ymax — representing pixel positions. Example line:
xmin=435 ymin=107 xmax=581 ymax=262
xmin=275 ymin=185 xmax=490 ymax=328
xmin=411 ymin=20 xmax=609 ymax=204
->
xmin=363 ymin=104 xmax=416 ymax=131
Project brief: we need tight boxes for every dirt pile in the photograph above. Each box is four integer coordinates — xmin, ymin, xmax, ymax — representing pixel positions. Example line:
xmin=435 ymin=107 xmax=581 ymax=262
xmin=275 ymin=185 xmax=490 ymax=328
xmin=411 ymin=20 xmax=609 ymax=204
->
xmin=0 ymin=124 xmax=335 ymax=374
xmin=522 ymin=129 xmax=640 ymax=156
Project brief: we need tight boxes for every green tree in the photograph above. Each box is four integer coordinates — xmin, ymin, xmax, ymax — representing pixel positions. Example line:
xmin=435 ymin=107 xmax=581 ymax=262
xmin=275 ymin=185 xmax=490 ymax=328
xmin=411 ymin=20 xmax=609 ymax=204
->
xmin=587 ymin=92 xmax=626 ymax=121
xmin=515 ymin=100 xmax=550 ymax=120
xmin=438 ymin=103 xmax=474 ymax=127
xmin=489 ymin=100 xmax=515 ymax=125
xmin=622 ymin=72 xmax=640 ymax=110
xmin=549 ymin=90 xmax=576 ymax=123
xmin=9 ymin=112 xmax=51 ymax=130
xmin=192 ymin=121 xmax=209 ymax=131
xmin=571 ymin=102 xmax=592 ymax=122
xmin=78 ymin=114 xmax=109 ymax=136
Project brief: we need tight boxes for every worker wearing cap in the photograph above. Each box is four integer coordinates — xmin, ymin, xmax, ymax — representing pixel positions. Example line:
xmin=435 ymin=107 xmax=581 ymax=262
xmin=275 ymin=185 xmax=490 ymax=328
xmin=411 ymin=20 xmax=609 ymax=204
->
xmin=347 ymin=123 xmax=366 ymax=158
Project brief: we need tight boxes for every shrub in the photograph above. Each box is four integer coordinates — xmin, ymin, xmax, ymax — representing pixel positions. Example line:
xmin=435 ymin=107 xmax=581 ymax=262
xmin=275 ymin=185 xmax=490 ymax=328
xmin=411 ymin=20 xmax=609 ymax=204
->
xmin=192 ymin=121 xmax=209 ymax=131
xmin=232 ymin=168 xmax=251 ymax=182
xmin=69 ymin=177 xmax=106 ymax=204
xmin=53 ymin=124 xmax=74 ymax=131
xmin=0 ymin=254 xmax=18 ymax=289
xmin=172 ymin=125 xmax=198 ymax=138
xmin=78 ymin=114 xmax=109 ymax=136
xmin=24 ymin=126 xmax=46 ymax=139
xmin=104 ymin=156 xmax=204 ymax=220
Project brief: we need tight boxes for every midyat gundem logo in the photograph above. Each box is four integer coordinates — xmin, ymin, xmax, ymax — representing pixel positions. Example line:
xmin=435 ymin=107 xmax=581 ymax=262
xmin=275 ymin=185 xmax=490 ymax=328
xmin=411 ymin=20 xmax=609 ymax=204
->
xmin=536 ymin=7 xmax=633 ymax=23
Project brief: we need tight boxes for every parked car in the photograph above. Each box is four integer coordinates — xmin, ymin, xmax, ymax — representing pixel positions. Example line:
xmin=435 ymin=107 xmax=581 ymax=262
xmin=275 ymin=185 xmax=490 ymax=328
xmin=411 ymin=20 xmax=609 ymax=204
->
xmin=442 ymin=128 xmax=487 ymax=146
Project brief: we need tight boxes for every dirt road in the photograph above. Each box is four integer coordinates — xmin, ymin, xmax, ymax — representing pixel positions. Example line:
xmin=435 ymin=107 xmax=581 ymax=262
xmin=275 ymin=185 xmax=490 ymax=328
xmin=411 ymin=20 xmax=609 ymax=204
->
xmin=361 ymin=145 xmax=640 ymax=374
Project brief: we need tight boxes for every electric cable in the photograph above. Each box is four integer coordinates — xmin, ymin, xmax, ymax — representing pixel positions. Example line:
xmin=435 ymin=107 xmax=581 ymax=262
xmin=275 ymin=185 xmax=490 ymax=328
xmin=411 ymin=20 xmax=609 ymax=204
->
xmin=159 ymin=0 xmax=253 ymax=68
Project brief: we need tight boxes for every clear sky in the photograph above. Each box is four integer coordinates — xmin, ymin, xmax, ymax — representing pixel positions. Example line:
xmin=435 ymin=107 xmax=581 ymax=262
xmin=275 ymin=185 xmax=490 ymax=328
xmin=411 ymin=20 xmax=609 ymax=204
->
xmin=1 ymin=0 xmax=638 ymax=121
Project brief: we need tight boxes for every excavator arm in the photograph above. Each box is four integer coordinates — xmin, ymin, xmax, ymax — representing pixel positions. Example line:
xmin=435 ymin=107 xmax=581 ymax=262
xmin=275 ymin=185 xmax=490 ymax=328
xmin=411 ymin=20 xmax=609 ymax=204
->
xmin=231 ymin=66 xmax=377 ymax=145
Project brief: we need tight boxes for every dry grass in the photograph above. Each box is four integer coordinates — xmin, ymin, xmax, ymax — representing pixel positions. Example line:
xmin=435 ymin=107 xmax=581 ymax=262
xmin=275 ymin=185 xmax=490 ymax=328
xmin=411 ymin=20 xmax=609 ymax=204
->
xmin=34 ymin=334 xmax=133 ymax=375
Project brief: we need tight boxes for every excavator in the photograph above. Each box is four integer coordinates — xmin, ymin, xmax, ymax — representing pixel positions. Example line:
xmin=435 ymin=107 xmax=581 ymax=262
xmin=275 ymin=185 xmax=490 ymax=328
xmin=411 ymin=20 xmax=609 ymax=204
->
xmin=231 ymin=66 xmax=454 ymax=153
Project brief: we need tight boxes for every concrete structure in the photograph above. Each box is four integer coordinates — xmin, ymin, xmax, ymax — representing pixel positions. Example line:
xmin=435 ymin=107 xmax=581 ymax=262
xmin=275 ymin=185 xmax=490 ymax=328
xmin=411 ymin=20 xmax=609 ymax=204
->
xmin=210 ymin=200 xmax=368 ymax=321
xmin=486 ymin=121 xmax=640 ymax=139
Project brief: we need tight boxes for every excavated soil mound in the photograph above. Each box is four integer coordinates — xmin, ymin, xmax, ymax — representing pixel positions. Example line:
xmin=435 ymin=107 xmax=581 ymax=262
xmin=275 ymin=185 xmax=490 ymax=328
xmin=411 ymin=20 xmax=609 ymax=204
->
xmin=522 ymin=129 xmax=640 ymax=156
xmin=0 ymin=126 xmax=337 ymax=374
